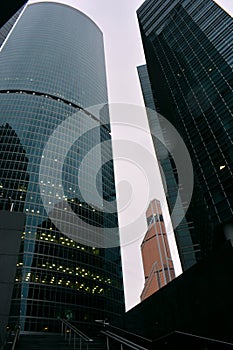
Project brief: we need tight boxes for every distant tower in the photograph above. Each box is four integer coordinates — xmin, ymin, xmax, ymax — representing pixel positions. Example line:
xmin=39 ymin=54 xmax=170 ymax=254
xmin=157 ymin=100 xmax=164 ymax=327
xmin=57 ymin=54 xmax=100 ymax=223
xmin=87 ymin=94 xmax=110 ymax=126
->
xmin=141 ymin=199 xmax=175 ymax=301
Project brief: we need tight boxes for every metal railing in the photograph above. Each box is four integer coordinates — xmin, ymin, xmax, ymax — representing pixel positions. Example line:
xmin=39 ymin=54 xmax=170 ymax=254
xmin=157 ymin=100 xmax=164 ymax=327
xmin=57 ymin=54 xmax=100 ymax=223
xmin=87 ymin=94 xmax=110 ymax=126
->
xmin=101 ymin=329 xmax=150 ymax=350
xmin=10 ymin=326 xmax=20 ymax=350
xmin=107 ymin=324 xmax=152 ymax=344
xmin=60 ymin=318 xmax=93 ymax=350
xmin=0 ymin=324 xmax=20 ymax=350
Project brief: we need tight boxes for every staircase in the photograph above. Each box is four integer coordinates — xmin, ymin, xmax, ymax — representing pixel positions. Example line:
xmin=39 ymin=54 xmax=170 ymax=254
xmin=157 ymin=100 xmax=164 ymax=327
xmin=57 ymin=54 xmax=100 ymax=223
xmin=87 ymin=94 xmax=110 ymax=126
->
xmin=15 ymin=333 xmax=106 ymax=350
xmin=16 ymin=334 xmax=74 ymax=349
xmin=89 ymin=335 xmax=107 ymax=350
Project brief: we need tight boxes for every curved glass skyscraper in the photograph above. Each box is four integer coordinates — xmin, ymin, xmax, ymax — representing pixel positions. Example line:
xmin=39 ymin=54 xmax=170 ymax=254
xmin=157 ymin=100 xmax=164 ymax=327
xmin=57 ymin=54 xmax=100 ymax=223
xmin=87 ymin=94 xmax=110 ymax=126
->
xmin=0 ymin=2 xmax=124 ymax=332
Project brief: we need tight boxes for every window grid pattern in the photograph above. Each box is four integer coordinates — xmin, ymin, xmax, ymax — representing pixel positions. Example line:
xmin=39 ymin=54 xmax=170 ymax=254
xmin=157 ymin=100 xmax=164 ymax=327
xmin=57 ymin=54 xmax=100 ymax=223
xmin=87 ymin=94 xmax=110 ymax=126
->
xmin=0 ymin=92 xmax=124 ymax=332
xmin=0 ymin=1 xmax=124 ymax=333
xmin=137 ymin=0 xmax=233 ymax=260
xmin=0 ymin=5 xmax=25 ymax=48
xmin=137 ymin=65 xmax=198 ymax=269
xmin=149 ymin=4 xmax=233 ymax=224
xmin=0 ymin=3 xmax=108 ymax=108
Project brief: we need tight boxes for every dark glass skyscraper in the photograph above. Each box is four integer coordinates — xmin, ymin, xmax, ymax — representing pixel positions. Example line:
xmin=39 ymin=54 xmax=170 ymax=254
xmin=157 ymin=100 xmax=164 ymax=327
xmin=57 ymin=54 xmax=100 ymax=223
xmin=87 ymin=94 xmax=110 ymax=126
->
xmin=137 ymin=64 xmax=202 ymax=270
xmin=137 ymin=0 xmax=233 ymax=267
xmin=0 ymin=123 xmax=29 ymax=212
xmin=1 ymin=1 xmax=27 ymax=28
xmin=0 ymin=2 xmax=124 ymax=332
xmin=0 ymin=4 xmax=26 ymax=47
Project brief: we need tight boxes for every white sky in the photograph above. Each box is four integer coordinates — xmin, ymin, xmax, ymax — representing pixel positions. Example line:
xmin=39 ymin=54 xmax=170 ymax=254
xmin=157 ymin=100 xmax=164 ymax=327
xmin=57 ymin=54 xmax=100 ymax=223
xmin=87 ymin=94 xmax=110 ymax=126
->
xmin=28 ymin=0 xmax=233 ymax=311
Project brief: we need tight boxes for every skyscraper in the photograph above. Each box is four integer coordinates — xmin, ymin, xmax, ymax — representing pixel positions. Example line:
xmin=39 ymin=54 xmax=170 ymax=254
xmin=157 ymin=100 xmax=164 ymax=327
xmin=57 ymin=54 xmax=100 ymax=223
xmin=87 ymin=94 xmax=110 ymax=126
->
xmin=137 ymin=64 xmax=202 ymax=271
xmin=141 ymin=199 xmax=175 ymax=301
xmin=1 ymin=1 xmax=27 ymax=28
xmin=137 ymin=0 xmax=233 ymax=265
xmin=0 ymin=2 xmax=124 ymax=333
xmin=0 ymin=4 xmax=26 ymax=47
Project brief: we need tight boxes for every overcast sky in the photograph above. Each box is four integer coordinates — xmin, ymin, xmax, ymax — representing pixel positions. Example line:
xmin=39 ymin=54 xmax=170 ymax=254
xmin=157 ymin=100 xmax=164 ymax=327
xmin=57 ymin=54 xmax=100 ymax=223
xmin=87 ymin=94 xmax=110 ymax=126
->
xmin=28 ymin=0 xmax=233 ymax=311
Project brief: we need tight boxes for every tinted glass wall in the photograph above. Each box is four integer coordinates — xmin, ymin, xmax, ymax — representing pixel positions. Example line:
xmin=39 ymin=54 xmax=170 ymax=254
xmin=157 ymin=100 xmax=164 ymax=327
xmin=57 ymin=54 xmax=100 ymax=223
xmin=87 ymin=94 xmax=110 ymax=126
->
xmin=0 ymin=2 xmax=124 ymax=332
xmin=137 ymin=64 xmax=199 ymax=270
xmin=0 ymin=5 xmax=25 ymax=48
xmin=137 ymin=0 xmax=233 ymax=264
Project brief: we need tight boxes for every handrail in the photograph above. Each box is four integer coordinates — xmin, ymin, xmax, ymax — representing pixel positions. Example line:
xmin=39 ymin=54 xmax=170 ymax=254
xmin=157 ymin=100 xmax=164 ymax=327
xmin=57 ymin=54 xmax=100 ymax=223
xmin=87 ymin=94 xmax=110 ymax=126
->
xmin=175 ymin=330 xmax=233 ymax=346
xmin=0 ymin=331 xmax=7 ymax=350
xmin=0 ymin=324 xmax=20 ymax=350
xmin=11 ymin=326 xmax=20 ymax=350
xmin=106 ymin=324 xmax=152 ymax=343
xmin=101 ymin=330 xmax=149 ymax=350
xmin=60 ymin=318 xmax=93 ymax=342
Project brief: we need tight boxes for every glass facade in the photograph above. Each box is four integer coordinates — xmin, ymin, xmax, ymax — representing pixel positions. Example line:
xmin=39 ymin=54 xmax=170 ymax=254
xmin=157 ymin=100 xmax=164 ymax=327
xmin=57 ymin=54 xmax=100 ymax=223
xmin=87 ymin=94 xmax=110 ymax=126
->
xmin=0 ymin=5 xmax=26 ymax=48
xmin=0 ymin=2 xmax=124 ymax=332
xmin=137 ymin=0 xmax=233 ymax=266
xmin=137 ymin=64 xmax=200 ymax=270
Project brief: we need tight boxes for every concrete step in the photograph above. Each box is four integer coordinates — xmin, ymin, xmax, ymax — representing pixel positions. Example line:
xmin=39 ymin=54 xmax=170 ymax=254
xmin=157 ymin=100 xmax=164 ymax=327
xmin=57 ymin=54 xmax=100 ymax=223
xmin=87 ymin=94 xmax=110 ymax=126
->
xmin=16 ymin=334 xmax=76 ymax=350
xmin=15 ymin=334 xmax=106 ymax=350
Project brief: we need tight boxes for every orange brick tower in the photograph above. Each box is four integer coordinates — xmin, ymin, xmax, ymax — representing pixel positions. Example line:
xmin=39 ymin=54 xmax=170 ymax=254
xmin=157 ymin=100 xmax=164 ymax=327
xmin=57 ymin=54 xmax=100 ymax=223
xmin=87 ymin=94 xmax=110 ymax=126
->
xmin=141 ymin=199 xmax=175 ymax=300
